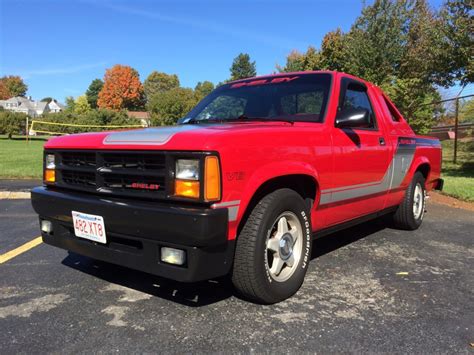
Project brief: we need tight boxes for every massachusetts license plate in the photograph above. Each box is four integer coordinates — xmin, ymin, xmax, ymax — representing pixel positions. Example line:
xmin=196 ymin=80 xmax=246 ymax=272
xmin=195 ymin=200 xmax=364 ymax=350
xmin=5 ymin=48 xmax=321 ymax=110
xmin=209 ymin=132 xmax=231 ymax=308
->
xmin=72 ymin=211 xmax=107 ymax=244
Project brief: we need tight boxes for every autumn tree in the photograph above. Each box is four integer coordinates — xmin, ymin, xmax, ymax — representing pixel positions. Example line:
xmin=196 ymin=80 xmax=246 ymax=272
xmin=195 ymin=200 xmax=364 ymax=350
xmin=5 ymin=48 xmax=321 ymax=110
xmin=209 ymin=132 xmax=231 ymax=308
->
xmin=85 ymin=79 xmax=103 ymax=109
xmin=0 ymin=81 xmax=10 ymax=100
xmin=74 ymin=95 xmax=92 ymax=114
xmin=230 ymin=53 xmax=257 ymax=81
xmin=194 ymin=81 xmax=215 ymax=100
xmin=97 ymin=65 xmax=144 ymax=111
xmin=148 ymin=87 xmax=197 ymax=126
xmin=144 ymin=71 xmax=180 ymax=100
xmin=0 ymin=76 xmax=28 ymax=98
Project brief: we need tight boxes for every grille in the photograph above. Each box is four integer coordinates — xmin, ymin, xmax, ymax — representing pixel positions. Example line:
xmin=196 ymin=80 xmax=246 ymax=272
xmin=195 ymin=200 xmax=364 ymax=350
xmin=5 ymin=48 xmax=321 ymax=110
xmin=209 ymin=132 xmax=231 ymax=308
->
xmin=56 ymin=151 xmax=167 ymax=199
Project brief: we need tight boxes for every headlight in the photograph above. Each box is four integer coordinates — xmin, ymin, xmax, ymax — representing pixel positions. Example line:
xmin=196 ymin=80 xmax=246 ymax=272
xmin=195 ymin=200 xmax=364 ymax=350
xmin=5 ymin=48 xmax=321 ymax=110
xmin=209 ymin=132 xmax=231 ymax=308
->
xmin=174 ymin=159 xmax=200 ymax=199
xmin=44 ymin=153 xmax=56 ymax=184
xmin=175 ymin=159 xmax=199 ymax=180
xmin=45 ymin=154 xmax=55 ymax=169
xmin=173 ymin=157 xmax=221 ymax=201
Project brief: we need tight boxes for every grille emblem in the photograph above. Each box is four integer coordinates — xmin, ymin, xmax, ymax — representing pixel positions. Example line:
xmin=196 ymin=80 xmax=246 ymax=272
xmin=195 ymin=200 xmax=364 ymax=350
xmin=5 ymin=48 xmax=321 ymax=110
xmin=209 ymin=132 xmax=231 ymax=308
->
xmin=131 ymin=182 xmax=160 ymax=190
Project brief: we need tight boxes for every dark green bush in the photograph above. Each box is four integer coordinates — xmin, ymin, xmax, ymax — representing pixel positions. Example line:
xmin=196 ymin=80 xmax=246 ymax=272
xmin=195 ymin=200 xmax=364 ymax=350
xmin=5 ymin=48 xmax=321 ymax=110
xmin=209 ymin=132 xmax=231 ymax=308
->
xmin=0 ymin=111 xmax=27 ymax=138
xmin=33 ymin=109 xmax=142 ymax=134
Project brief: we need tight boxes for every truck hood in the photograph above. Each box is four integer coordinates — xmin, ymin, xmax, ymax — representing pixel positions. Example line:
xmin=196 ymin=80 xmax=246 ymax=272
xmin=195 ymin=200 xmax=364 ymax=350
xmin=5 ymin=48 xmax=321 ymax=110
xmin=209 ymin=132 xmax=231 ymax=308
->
xmin=44 ymin=122 xmax=298 ymax=150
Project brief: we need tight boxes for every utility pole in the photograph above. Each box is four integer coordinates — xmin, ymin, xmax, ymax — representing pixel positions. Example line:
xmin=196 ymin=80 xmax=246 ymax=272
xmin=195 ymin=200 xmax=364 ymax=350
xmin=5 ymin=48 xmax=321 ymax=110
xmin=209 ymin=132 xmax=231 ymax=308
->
xmin=453 ymin=98 xmax=459 ymax=164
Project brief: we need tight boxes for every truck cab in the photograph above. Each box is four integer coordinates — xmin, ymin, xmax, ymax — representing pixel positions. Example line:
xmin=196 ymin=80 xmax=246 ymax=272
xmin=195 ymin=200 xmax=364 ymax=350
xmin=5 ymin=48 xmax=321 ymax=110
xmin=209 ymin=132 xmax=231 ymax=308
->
xmin=31 ymin=71 xmax=443 ymax=303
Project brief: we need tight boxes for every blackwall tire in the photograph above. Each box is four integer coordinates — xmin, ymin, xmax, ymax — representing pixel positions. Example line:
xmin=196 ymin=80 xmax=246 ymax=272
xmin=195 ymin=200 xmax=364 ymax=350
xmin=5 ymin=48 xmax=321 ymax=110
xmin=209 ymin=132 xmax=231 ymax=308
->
xmin=232 ymin=189 xmax=312 ymax=304
xmin=393 ymin=172 xmax=426 ymax=230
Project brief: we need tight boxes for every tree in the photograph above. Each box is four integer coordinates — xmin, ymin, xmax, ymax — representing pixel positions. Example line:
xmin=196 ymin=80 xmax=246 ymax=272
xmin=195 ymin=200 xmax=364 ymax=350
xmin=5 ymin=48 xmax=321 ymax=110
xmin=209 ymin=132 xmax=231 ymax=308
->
xmin=319 ymin=29 xmax=349 ymax=72
xmin=0 ymin=76 xmax=28 ymax=98
xmin=65 ymin=96 xmax=76 ymax=112
xmin=41 ymin=97 xmax=53 ymax=103
xmin=0 ymin=81 xmax=9 ymax=100
xmin=459 ymin=98 xmax=474 ymax=123
xmin=194 ymin=81 xmax=215 ymax=100
xmin=148 ymin=87 xmax=197 ymax=126
xmin=74 ymin=95 xmax=92 ymax=114
xmin=97 ymin=65 xmax=144 ymax=111
xmin=438 ymin=0 xmax=473 ymax=86
xmin=230 ymin=53 xmax=257 ymax=81
xmin=144 ymin=71 xmax=180 ymax=100
xmin=85 ymin=79 xmax=103 ymax=109
xmin=381 ymin=77 xmax=441 ymax=134
xmin=277 ymin=47 xmax=321 ymax=73
xmin=342 ymin=0 xmax=408 ymax=85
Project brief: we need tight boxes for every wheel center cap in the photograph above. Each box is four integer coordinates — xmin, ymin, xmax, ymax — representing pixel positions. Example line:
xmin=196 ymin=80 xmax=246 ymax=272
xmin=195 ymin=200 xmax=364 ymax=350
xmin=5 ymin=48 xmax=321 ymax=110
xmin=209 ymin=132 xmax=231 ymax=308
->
xmin=279 ymin=234 xmax=293 ymax=260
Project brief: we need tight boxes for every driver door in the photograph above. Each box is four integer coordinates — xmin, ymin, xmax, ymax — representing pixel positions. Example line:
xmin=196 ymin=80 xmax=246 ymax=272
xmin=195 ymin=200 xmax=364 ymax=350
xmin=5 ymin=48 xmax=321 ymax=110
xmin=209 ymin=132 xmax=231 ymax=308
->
xmin=325 ymin=78 xmax=391 ymax=225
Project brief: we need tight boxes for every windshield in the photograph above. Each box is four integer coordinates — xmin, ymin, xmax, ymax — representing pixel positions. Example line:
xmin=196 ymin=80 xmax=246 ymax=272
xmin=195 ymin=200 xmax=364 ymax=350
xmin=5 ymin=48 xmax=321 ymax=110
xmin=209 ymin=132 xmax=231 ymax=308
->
xmin=183 ymin=73 xmax=332 ymax=124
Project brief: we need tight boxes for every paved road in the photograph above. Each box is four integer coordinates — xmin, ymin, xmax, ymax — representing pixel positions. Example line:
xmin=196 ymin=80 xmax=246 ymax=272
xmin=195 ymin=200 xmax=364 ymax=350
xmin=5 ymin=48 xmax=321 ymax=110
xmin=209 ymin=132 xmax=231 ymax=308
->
xmin=1 ymin=198 xmax=473 ymax=353
xmin=0 ymin=179 xmax=41 ymax=192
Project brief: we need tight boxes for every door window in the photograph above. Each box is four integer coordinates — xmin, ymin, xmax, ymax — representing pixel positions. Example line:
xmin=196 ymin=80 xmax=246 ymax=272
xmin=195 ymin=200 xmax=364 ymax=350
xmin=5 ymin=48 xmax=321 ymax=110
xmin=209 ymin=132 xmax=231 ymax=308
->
xmin=341 ymin=84 xmax=377 ymax=129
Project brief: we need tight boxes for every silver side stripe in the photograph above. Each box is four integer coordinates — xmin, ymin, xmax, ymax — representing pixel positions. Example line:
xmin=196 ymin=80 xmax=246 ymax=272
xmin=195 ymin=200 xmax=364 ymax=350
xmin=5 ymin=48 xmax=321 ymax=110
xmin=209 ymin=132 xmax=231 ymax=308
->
xmin=103 ymin=126 xmax=198 ymax=145
xmin=211 ymin=200 xmax=240 ymax=222
xmin=320 ymin=144 xmax=416 ymax=205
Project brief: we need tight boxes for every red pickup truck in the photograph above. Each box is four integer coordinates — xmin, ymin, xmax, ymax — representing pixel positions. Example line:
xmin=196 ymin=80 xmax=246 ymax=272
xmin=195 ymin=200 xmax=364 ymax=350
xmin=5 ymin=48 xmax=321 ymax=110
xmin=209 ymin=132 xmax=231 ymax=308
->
xmin=31 ymin=71 xmax=443 ymax=303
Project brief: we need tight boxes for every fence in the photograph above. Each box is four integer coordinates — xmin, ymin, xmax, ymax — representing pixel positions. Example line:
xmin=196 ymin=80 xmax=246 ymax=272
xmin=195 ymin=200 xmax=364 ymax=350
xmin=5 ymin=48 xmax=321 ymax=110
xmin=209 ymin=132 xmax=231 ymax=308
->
xmin=29 ymin=120 xmax=146 ymax=136
xmin=424 ymin=94 xmax=474 ymax=164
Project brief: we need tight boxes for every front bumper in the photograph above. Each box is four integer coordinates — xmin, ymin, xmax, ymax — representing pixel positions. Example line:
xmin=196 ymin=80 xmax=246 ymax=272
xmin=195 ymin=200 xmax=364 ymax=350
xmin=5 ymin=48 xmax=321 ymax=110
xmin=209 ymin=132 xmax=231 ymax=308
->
xmin=31 ymin=186 xmax=233 ymax=282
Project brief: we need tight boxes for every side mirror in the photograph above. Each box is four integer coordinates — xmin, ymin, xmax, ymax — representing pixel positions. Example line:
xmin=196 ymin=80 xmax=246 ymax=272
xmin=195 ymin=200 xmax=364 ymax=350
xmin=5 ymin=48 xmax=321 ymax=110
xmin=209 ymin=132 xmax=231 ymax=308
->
xmin=177 ymin=117 xmax=187 ymax=125
xmin=335 ymin=108 xmax=370 ymax=128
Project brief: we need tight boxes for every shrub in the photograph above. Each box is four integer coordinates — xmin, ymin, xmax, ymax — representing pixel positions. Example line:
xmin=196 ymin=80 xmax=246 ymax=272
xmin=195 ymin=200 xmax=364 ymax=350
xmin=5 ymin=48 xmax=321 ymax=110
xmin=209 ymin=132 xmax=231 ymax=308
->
xmin=148 ymin=87 xmax=197 ymax=126
xmin=0 ymin=111 xmax=27 ymax=138
xmin=34 ymin=109 xmax=141 ymax=134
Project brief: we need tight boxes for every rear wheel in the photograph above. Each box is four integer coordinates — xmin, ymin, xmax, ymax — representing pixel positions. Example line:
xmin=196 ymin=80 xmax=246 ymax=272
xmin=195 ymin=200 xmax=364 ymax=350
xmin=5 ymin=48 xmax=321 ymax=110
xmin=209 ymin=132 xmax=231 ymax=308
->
xmin=232 ymin=189 xmax=312 ymax=304
xmin=393 ymin=172 xmax=426 ymax=230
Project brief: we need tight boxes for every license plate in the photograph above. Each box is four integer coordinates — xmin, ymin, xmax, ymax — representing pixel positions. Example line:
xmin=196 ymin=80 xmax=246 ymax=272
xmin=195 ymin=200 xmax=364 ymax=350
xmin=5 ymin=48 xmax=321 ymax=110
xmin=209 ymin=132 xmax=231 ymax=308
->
xmin=72 ymin=211 xmax=107 ymax=244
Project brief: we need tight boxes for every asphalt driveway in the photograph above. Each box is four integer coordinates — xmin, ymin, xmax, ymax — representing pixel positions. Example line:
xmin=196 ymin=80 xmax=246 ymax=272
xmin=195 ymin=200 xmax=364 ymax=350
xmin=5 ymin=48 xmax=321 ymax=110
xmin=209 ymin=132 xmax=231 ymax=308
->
xmin=0 ymin=198 xmax=473 ymax=353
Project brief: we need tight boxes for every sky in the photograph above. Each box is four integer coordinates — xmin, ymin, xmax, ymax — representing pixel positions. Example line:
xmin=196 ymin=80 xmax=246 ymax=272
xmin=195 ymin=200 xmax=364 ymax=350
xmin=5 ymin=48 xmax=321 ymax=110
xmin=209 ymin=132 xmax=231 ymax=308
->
xmin=0 ymin=0 xmax=456 ymax=103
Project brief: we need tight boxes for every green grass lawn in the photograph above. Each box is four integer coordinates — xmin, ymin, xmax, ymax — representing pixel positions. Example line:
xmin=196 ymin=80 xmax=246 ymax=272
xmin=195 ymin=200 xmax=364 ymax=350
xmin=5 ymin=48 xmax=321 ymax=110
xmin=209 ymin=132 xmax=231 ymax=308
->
xmin=0 ymin=135 xmax=473 ymax=202
xmin=0 ymin=136 xmax=47 ymax=178
xmin=441 ymin=139 xmax=474 ymax=202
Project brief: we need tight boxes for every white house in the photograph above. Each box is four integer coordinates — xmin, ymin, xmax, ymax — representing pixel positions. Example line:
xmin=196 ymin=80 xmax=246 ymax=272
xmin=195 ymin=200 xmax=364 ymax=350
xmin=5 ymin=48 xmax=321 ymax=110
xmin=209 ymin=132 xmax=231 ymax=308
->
xmin=0 ymin=97 xmax=64 ymax=117
xmin=48 ymin=100 xmax=64 ymax=113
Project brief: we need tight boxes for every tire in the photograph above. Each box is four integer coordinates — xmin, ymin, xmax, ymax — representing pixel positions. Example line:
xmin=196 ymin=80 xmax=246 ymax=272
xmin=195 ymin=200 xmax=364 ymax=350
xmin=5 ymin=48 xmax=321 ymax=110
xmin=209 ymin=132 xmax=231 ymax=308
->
xmin=232 ymin=188 xmax=312 ymax=304
xmin=392 ymin=172 xmax=426 ymax=230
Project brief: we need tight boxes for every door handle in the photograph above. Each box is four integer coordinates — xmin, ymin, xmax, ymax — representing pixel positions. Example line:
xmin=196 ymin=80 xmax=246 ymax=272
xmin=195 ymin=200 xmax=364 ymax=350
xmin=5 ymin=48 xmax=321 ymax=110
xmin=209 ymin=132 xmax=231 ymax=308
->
xmin=379 ymin=137 xmax=386 ymax=146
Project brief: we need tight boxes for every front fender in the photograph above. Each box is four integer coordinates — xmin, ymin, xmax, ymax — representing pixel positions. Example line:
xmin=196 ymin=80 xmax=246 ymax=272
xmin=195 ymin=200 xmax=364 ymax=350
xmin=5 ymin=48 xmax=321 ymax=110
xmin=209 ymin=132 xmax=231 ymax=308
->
xmin=237 ymin=160 xmax=320 ymax=224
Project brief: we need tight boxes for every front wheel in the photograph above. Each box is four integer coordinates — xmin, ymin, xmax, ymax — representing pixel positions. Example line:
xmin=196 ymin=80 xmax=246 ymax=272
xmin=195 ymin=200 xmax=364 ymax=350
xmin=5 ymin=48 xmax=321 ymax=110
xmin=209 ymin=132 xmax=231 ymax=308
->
xmin=392 ymin=172 xmax=426 ymax=230
xmin=232 ymin=189 xmax=312 ymax=304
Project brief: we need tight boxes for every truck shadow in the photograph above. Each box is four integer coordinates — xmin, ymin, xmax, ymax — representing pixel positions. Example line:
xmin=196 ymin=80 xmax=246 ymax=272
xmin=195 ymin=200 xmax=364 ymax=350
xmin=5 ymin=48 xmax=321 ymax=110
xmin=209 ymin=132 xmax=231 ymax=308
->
xmin=61 ymin=216 xmax=388 ymax=307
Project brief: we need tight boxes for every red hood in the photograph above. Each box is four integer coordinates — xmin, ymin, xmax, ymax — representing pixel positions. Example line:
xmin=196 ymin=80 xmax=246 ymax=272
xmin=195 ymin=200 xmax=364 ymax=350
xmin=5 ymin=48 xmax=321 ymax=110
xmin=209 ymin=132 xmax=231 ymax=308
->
xmin=44 ymin=122 xmax=297 ymax=151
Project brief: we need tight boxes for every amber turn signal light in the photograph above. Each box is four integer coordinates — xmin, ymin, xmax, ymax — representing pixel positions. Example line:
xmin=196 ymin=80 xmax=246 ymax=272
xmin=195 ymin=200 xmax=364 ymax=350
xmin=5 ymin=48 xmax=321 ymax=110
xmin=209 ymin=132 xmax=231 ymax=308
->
xmin=204 ymin=156 xmax=221 ymax=201
xmin=44 ymin=169 xmax=55 ymax=183
xmin=174 ymin=180 xmax=200 ymax=199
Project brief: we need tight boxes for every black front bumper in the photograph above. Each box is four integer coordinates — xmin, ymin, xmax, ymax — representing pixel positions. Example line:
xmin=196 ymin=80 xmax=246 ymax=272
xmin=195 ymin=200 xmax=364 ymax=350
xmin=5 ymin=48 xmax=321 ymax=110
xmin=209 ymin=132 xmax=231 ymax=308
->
xmin=31 ymin=186 xmax=233 ymax=282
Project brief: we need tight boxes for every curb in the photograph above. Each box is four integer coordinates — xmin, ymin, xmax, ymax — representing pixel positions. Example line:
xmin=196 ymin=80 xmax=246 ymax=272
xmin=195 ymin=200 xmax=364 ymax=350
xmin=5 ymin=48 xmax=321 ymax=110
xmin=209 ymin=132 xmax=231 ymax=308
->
xmin=0 ymin=191 xmax=31 ymax=200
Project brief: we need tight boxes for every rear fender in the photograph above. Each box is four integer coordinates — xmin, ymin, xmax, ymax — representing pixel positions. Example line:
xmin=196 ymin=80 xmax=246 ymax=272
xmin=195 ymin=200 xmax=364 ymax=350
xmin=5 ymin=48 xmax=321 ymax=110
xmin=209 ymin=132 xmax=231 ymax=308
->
xmin=406 ymin=156 xmax=431 ymax=186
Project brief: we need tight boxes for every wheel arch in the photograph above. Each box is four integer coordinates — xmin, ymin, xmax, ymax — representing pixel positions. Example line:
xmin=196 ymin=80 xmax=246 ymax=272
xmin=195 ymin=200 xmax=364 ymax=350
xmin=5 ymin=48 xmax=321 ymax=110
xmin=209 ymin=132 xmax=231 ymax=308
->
xmin=237 ymin=171 xmax=319 ymax=236
xmin=410 ymin=157 xmax=431 ymax=186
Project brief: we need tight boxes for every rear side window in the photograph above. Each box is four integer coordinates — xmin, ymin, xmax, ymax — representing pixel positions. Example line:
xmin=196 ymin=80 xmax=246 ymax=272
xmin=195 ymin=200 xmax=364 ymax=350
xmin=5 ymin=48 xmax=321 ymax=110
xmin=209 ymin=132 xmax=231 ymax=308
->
xmin=381 ymin=95 xmax=401 ymax=122
xmin=342 ymin=85 xmax=376 ymax=128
